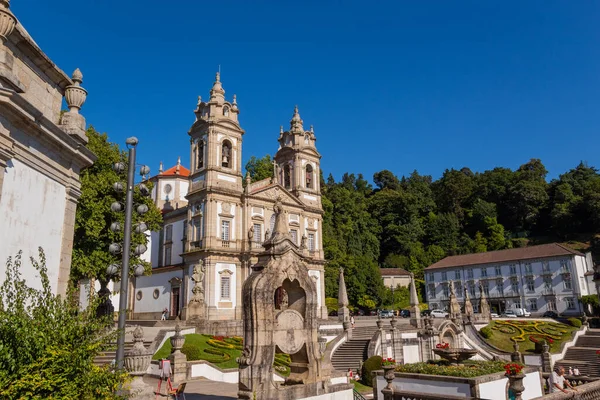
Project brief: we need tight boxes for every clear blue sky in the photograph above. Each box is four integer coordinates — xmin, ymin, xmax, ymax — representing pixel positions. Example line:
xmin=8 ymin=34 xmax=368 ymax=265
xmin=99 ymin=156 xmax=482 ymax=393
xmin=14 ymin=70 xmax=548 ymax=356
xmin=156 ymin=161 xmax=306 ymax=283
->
xmin=13 ymin=1 xmax=600 ymax=182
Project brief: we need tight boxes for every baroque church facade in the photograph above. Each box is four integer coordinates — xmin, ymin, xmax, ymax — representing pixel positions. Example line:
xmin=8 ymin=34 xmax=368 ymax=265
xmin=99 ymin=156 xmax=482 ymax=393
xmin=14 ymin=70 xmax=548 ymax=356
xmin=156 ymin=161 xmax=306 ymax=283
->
xmin=133 ymin=74 xmax=328 ymax=324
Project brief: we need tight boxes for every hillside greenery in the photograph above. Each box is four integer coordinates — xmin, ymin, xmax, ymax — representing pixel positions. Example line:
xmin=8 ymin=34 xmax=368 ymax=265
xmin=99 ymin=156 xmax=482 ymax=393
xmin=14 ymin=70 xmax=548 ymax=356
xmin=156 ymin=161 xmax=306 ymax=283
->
xmin=248 ymin=156 xmax=600 ymax=309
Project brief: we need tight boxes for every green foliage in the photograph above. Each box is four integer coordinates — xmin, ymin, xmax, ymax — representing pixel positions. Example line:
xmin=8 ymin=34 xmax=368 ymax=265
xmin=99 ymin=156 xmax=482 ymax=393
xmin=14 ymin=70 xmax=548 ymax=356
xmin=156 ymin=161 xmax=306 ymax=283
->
xmin=361 ymin=355 xmax=382 ymax=387
xmin=325 ymin=297 xmax=338 ymax=312
xmin=581 ymin=295 xmax=599 ymax=307
xmin=181 ymin=342 xmax=203 ymax=360
xmin=71 ymin=126 xmax=162 ymax=283
xmin=245 ymin=154 xmax=274 ymax=183
xmin=480 ymin=326 xmax=492 ymax=339
xmin=0 ymin=249 xmax=129 ymax=399
xmin=395 ymin=360 xmax=507 ymax=378
xmin=568 ymin=318 xmax=582 ymax=328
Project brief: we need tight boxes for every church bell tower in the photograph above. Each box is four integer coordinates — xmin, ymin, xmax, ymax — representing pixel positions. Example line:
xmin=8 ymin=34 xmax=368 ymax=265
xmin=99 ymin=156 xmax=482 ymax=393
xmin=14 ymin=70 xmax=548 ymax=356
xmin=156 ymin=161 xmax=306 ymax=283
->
xmin=274 ymin=106 xmax=322 ymax=208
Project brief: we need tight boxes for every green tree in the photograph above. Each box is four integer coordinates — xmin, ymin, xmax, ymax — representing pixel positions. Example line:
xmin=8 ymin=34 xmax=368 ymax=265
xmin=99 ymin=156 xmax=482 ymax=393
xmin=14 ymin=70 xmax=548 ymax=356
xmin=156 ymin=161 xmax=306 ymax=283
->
xmin=507 ymin=159 xmax=548 ymax=232
xmin=71 ymin=127 xmax=162 ymax=285
xmin=245 ymin=154 xmax=274 ymax=183
xmin=0 ymin=249 xmax=128 ymax=399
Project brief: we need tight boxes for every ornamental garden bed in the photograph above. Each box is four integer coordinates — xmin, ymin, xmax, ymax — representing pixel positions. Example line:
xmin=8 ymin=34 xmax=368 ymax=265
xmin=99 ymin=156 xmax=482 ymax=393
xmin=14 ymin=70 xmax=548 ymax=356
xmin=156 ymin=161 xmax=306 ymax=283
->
xmin=153 ymin=333 xmax=291 ymax=374
xmin=481 ymin=320 xmax=578 ymax=354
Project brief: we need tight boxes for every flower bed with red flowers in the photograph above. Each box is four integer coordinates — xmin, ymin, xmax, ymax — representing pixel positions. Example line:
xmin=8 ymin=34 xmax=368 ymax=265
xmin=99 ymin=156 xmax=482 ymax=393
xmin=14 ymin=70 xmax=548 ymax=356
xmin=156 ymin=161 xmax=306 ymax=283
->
xmin=382 ymin=357 xmax=396 ymax=366
xmin=481 ymin=320 xmax=577 ymax=354
xmin=436 ymin=342 xmax=450 ymax=349
xmin=504 ymin=363 xmax=524 ymax=376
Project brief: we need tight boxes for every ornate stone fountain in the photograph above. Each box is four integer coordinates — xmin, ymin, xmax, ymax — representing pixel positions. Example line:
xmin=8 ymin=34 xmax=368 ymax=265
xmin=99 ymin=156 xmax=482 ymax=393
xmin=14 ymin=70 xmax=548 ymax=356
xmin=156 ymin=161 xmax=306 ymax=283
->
xmin=432 ymin=347 xmax=478 ymax=364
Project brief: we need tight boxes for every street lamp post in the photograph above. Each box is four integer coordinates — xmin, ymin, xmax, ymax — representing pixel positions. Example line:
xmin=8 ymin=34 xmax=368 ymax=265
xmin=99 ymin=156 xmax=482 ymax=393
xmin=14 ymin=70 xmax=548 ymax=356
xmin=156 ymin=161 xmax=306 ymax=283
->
xmin=108 ymin=137 xmax=152 ymax=370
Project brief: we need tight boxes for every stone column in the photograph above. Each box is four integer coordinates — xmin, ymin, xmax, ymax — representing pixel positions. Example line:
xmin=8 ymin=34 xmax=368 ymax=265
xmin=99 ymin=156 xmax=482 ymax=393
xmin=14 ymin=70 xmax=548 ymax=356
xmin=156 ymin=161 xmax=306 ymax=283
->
xmin=541 ymin=342 xmax=552 ymax=373
xmin=124 ymin=326 xmax=154 ymax=399
xmin=57 ymin=184 xmax=82 ymax=297
xmin=390 ymin=316 xmax=403 ymax=363
xmin=169 ymin=324 xmax=188 ymax=382
xmin=338 ymin=267 xmax=350 ymax=323
xmin=409 ymin=273 xmax=421 ymax=328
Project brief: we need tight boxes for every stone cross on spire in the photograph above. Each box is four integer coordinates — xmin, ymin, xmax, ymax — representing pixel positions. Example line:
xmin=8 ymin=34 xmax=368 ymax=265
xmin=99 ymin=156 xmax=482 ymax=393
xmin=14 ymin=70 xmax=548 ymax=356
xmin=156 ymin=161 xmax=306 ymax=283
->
xmin=290 ymin=105 xmax=304 ymax=133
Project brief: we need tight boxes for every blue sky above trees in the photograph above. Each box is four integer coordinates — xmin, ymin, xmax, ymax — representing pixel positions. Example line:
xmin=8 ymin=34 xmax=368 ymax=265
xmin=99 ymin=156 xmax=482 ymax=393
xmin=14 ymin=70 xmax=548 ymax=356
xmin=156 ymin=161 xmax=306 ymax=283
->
xmin=14 ymin=1 xmax=600 ymax=181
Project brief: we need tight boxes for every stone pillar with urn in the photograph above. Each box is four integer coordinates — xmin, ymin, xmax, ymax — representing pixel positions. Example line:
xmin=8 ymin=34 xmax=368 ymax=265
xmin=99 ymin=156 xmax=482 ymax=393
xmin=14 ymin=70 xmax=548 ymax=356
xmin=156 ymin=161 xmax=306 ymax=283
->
xmin=169 ymin=324 xmax=188 ymax=382
xmin=124 ymin=326 xmax=154 ymax=399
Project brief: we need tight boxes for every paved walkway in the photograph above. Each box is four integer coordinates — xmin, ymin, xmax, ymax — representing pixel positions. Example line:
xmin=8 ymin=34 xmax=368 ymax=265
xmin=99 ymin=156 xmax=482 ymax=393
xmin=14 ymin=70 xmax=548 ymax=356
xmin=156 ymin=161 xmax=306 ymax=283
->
xmin=144 ymin=376 xmax=238 ymax=399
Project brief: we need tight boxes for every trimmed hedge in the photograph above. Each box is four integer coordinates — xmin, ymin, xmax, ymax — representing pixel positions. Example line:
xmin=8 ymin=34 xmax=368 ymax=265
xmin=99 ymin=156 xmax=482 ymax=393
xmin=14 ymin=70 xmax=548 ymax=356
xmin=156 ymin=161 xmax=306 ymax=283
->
xmin=395 ymin=360 xmax=507 ymax=378
xmin=181 ymin=342 xmax=202 ymax=361
xmin=361 ymin=355 xmax=382 ymax=387
xmin=568 ymin=318 xmax=582 ymax=328
xmin=480 ymin=326 xmax=492 ymax=339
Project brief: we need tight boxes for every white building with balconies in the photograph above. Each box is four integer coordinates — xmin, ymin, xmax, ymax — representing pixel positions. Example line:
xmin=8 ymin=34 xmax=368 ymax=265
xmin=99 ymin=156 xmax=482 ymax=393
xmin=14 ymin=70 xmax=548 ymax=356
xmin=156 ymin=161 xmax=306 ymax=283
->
xmin=424 ymin=243 xmax=594 ymax=316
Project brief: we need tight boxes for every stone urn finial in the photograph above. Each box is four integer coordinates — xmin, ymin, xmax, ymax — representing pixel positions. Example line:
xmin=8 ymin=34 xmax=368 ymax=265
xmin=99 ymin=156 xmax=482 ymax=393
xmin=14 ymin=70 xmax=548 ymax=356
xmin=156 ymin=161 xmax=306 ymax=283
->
xmin=64 ymin=68 xmax=88 ymax=114
xmin=170 ymin=324 xmax=185 ymax=354
xmin=0 ymin=0 xmax=15 ymax=43
xmin=124 ymin=326 xmax=152 ymax=375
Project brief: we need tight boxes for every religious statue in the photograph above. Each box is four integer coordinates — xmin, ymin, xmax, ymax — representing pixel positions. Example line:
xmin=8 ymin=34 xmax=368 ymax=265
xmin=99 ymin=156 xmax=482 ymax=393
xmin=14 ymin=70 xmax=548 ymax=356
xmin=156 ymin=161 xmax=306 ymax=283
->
xmin=300 ymin=234 xmax=307 ymax=249
xmin=222 ymin=144 xmax=230 ymax=166
xmin=190 ymin=261 xmax=206 ymax=303
xmin=265 ymin=229 xmax=270 ymax=240
xmin=449 ymin=280 xmax=456 ymax=297
xmin=248 ymin=225 xmax=254 ymax=241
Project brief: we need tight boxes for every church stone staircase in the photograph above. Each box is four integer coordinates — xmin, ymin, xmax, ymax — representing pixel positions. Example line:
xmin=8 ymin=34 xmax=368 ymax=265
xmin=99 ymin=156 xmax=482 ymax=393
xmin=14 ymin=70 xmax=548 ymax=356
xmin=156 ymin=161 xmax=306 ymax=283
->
xmin=558 ymin=329 xmax=600 ymax=377
xmin=331 ymin=326 xmax=379 ymax=371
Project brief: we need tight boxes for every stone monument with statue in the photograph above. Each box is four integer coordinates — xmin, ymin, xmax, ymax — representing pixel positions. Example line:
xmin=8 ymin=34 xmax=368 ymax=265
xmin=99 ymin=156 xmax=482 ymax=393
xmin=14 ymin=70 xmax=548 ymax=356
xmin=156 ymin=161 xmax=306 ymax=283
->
xmin=238 ymin=198 xmax=352 ymax=399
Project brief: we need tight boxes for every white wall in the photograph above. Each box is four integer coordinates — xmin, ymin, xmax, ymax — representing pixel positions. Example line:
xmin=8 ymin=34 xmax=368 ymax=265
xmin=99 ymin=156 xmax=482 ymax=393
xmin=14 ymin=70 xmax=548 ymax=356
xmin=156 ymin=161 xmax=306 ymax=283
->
xmin=376 ymin=375 xmax=471 ymax=400
xmin=134 ymin=269 xmax=183 ymax=313
xmin=0 ymin=159 xmax=66 ymax=293
xmin=478 ymin=371 xmax=543 ymax=400
xmin=78 ymin=279 xmax=119 ymax=312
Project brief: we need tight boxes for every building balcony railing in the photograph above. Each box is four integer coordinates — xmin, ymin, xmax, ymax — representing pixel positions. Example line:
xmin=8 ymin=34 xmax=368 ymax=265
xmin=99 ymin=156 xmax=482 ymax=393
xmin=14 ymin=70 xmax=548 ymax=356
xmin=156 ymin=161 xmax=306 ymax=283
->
xmin=221 ymin=240 xmax=230 ymax=248
xmin=189 ymin=240 xmax=202 ymax=250
xmin=189 ymin=180 xmax=206 ymax=193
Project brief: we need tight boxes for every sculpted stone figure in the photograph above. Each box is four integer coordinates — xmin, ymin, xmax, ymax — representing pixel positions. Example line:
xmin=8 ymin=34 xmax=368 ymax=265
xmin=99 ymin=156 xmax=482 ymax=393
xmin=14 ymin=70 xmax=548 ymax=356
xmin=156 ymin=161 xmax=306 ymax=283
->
xmin=248 ymin=225 xmax=254 ymax=240
xmin=190 ymin=261 xmax=206 ymax=303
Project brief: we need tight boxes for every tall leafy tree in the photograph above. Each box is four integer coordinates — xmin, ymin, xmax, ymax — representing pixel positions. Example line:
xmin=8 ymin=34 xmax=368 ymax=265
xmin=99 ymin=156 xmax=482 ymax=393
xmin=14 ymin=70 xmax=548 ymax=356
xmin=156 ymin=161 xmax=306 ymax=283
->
xmin=245 ymin=154 xmax=274 ymax=183
xmin=71 ymin=127 xmax=162 ymax=285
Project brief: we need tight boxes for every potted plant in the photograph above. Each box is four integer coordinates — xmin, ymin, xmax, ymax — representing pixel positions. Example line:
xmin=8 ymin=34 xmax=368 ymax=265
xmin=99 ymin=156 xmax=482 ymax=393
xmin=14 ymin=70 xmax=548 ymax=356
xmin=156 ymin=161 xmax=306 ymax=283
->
xmin=504 ymin=363 xmax=525 ymax=400
xmin=381 ymin=358 xmax=396 ymax=390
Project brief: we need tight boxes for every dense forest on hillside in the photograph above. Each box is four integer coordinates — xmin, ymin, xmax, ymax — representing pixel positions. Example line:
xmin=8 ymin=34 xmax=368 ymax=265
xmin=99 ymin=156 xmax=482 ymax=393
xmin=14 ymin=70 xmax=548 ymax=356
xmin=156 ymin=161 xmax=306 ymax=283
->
xmin=246 ymin=157 xmax=600 ymax=310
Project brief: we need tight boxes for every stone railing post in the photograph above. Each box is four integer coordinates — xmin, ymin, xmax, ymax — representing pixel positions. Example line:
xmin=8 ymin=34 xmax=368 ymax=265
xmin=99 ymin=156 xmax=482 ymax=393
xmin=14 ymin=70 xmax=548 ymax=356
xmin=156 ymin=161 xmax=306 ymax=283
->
xmin=541 ymin=342 xmax=552 ymax=373
xmin=511 ymin=342 xmax=523 ymax=364
xmin=124 ymin=326 xmax=154 ymax=399
xmin=168 ymin=324 xmax=187 ymax=382
xmin=381 ymin=365 xmax=395 ymax=400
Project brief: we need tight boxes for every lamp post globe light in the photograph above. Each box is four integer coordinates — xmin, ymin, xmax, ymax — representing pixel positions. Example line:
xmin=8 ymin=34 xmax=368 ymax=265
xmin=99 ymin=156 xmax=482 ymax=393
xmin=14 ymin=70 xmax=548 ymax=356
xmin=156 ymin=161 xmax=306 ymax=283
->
xmin=107 ymin=137 xmax=152 ymax=370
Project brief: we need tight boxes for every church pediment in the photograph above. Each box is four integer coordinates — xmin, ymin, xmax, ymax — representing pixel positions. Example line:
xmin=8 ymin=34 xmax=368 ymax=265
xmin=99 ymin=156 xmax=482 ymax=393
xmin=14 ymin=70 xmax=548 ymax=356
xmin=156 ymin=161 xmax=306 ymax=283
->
xmin=249 ymin=184 xmax=305 ymax=207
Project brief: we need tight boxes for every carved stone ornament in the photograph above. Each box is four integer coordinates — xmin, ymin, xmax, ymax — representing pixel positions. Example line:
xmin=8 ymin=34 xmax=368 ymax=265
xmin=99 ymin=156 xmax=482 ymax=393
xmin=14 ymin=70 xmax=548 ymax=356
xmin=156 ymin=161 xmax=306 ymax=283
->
xmin=65 ymin=69 xmax=88 ymax=114
xmin=0 ymin=1 xmax=15 ymax=43
xmin=222 ymin=202 xmax=231 ymax=214
xmin=190 ymin=261 xmax=206 ymax=303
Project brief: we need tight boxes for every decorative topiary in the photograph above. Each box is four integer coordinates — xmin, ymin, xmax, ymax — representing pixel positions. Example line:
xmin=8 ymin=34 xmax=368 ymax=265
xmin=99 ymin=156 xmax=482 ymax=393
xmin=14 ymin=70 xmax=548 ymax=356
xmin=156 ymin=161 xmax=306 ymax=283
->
xmin=568 ymin=318 xmax=582 ymax=328
xmin=361 ymin=355 xmax=382 ymax=387
xmin=182 ymin=342 xmax=202 ymax=361
xmin=480 ymin=326 xmax=492 ymax=339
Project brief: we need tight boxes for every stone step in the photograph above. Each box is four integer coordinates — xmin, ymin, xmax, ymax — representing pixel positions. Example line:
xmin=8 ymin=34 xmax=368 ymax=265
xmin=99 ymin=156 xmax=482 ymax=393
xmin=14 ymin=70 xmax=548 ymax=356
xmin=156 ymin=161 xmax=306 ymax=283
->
xmin=575 ymin=336 xmax=600 ymax=347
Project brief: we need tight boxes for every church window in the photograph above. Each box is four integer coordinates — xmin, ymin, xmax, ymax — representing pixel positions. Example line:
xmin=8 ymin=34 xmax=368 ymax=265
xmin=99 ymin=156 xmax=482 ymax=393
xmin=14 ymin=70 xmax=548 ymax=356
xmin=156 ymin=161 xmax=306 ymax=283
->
xmin=308 ymin=233 xmax=315 ymax=251
xmin=164 ymin=246 xmax=172 ymax=266
xmin=192 ymin=218 xmax=202 ymax=241
xmin=220 ymin=276 xmax=231 ymax=300
xmin=223 ymin=106 xmax=230 ymax=117
xmin=198 ymin=141 xmax=205 ymax=169
xmin=284 ymin=164 xmax=291 ymax=189
xmin=253 ymin=223 xmax=262 ymax=243
xmin=165 ymin=225 xmax=173 ymax=242
xmin=221 ymin=140 xmax=232 ymax=168
xmin=290 ymin=229 xmax=298 ymax=245
xmin=221 ymin=220 xmax=230 ymax=241
xmin=305 ymin=164 xmax=313 ymax=189
xmin=304 ymin=135 xmax=310 ymax=145
xmin=182 ymin=220 xmax=188 ymax=240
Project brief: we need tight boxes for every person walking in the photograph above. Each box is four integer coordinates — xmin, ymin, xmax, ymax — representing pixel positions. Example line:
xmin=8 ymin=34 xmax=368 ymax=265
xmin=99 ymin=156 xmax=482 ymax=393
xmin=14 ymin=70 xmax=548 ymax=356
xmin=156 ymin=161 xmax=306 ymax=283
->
xmin=161 ymin=307 xmax=168 ymax=320
xmin=350 ymin=315 xmax=355 ymax=329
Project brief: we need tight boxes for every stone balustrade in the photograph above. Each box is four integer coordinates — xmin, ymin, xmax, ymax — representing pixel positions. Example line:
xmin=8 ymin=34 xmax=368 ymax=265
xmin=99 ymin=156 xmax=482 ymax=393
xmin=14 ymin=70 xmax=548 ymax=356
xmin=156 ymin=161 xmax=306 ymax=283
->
xmin=535 ymin=378 xmax=600 ymax=400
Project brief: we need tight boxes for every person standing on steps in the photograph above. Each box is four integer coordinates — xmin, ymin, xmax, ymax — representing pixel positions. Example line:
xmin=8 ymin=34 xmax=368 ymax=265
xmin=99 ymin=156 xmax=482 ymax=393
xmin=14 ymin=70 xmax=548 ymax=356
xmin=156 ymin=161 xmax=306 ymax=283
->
xmin=161 ymin=307 xmax=168 ymax=320
xmin=350 ymin=315 xmax=355 ymax=329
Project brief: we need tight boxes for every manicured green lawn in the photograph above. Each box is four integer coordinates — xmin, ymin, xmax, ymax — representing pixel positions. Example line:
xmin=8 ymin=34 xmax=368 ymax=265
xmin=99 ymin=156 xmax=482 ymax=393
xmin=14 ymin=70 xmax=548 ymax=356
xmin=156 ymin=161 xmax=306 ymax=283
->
xmin=483 ymin=320 xmax=578 ymax=353
xmin=353 ymin=380 xmax=373 ymax=394
xmin=153 ymin=333 xmax=241 ymax=369
xmin=153 ymin=333 xmax=291 ymax=374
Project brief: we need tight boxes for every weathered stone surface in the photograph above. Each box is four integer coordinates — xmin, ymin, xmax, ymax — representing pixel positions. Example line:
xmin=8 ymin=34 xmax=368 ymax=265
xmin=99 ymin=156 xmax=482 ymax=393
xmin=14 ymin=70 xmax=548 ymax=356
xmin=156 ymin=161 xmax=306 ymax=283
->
xmin=239 ymin=197 xmax=349 ymax=399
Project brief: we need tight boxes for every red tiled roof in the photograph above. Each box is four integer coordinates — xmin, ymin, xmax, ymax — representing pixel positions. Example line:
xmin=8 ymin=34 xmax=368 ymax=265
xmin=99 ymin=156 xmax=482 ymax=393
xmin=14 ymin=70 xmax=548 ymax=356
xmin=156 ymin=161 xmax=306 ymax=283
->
xmin=160 ymin=164 xmax=190 ymax=177
xmin=380 ymin=268 xmax=411 ymax=276
xmin=425 ymin=243 xmax=584 ymax=271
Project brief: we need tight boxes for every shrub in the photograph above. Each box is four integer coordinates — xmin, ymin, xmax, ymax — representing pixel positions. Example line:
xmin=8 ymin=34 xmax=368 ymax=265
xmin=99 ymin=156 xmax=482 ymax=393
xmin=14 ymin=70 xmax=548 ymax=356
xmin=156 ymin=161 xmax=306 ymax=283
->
xmin=0 ymin=249 xmax=129 ymax=399
xmin=395 ymin=360 xmax=506 ymax=378
xmin=181 ymin=342 xmax=202 ymax=361
xmin=568 ymin=318 xmax=582 ymax=328
xmin=361 ymin=355 xmax=382 ymax=387
xmin=480 ymin=326 xmax=492 ymax=339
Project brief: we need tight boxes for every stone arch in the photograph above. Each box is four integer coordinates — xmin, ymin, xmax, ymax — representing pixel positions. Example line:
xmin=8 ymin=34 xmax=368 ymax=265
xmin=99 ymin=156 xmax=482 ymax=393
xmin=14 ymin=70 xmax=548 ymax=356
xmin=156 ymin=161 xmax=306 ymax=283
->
xmin=438 ymin=320 xmax=462 ymax=348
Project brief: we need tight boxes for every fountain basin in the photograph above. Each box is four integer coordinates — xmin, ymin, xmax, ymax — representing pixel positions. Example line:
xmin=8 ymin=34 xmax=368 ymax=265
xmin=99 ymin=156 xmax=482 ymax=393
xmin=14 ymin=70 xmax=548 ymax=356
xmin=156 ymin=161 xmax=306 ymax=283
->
xmin=432 ymin=348 xmax=478 ymax=364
